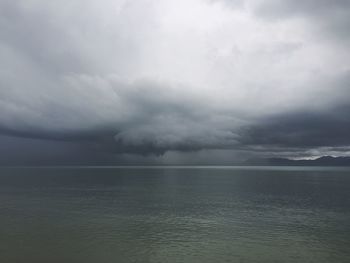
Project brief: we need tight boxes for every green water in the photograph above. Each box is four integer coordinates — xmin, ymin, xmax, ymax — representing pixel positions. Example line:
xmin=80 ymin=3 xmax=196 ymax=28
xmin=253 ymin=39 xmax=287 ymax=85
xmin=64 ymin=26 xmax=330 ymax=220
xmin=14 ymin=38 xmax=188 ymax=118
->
xmin=0 ymin=167 xmax=349 ymax=262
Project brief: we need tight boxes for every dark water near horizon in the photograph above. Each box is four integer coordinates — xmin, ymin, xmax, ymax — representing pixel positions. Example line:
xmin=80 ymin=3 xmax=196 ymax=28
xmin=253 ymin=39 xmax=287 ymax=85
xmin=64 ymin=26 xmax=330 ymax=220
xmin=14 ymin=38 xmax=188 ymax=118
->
xmin=0 ymin=167 xmax=349 ymax=263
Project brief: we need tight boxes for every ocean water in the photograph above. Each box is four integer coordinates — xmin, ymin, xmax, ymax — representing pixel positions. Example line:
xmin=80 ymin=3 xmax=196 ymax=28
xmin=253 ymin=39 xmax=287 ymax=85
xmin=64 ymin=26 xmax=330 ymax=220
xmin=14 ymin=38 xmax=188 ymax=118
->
xmin=0 ymin=166 xmax=349 ymax=263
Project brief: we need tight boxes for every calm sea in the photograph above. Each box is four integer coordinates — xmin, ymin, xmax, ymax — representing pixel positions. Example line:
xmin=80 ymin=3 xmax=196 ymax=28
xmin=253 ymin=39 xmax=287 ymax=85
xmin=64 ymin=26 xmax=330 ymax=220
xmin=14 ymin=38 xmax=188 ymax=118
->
xmin=0 ymin=166 xmax=349 ymax=263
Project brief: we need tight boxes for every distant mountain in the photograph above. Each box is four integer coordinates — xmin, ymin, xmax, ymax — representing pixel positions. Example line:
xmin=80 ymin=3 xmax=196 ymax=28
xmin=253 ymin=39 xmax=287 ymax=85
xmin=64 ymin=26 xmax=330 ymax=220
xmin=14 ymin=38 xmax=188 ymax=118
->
xmin=243 ymin=156 xmax=350 ymax=166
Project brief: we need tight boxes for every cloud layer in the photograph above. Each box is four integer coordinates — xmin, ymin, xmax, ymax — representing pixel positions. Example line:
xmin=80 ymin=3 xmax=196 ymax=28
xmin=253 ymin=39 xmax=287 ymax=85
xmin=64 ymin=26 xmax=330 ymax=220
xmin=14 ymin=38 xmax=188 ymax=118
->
xmin=0 ymin=0 xmax=350 ymax=164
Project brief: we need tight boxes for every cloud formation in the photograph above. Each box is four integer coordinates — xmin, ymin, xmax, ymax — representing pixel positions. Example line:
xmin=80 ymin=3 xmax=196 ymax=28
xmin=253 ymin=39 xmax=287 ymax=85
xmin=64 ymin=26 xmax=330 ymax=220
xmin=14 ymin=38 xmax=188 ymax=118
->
xmin=0 ymin=0 xmax=349 ymax=164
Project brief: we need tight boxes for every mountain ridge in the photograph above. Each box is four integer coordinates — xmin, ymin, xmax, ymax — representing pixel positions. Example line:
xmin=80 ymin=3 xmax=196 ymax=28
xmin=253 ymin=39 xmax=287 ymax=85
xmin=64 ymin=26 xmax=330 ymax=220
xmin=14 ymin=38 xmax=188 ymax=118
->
xmin=243 ymin=156 xmax=350 ymax=166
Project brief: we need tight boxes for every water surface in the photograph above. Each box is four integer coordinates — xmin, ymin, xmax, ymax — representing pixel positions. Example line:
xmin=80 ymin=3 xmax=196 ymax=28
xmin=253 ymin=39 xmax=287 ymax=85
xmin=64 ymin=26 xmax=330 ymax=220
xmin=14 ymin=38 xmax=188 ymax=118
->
xmin=0 ymin=167 xmax=349 ymax=262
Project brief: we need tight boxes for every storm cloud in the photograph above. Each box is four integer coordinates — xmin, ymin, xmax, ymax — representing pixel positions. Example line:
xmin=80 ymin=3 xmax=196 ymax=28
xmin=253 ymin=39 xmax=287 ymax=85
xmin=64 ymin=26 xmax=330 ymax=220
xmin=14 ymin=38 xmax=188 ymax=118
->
xmin=0 ymin=0 xmax=349 ymax=164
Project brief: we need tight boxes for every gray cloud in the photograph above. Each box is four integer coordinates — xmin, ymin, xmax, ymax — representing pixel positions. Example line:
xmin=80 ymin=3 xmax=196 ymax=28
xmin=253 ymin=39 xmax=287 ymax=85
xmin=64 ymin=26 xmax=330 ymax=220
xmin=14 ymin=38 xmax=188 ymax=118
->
xmin=254 ymin=0 xmax=350 ymax=17
xmin=251 ymin=0 xmax=350 ymax=42
xmin=0 ymin=0 xmax=350 ymax=164
xmin=239 ymin=105 xmax=350 ymax=148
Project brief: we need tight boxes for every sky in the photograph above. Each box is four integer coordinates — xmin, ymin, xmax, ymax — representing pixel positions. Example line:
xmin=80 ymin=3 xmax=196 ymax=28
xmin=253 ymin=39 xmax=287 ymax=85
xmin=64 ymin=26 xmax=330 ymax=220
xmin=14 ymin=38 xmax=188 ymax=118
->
xmin=0 ymin=0 xmax=350 ymax=165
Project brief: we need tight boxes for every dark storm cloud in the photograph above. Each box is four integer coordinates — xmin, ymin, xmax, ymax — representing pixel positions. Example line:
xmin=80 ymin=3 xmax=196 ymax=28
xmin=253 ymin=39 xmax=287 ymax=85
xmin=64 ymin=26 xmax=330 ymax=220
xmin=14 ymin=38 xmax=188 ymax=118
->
xmin=0 ymin=0 xmax=350 ymax=164
xmin=238 ymin=70 xmax=350 ymax=151
xmin=239 ymin=105 xmax=350 ymax=148
xmin=0 ymin=135 xmax=116 ymax=166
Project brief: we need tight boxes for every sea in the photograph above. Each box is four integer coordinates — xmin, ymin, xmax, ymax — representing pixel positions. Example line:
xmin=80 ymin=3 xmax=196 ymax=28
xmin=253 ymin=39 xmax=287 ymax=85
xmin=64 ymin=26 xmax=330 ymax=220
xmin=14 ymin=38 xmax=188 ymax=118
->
xmin=0 ymin=166 xmax=349 ymax=263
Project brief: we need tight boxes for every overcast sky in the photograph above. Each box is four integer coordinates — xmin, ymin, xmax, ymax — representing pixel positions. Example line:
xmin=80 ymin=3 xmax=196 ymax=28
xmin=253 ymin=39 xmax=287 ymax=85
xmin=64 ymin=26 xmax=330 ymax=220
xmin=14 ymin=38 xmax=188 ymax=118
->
xmin=0 ymin=0 xmax=350 ymax=165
